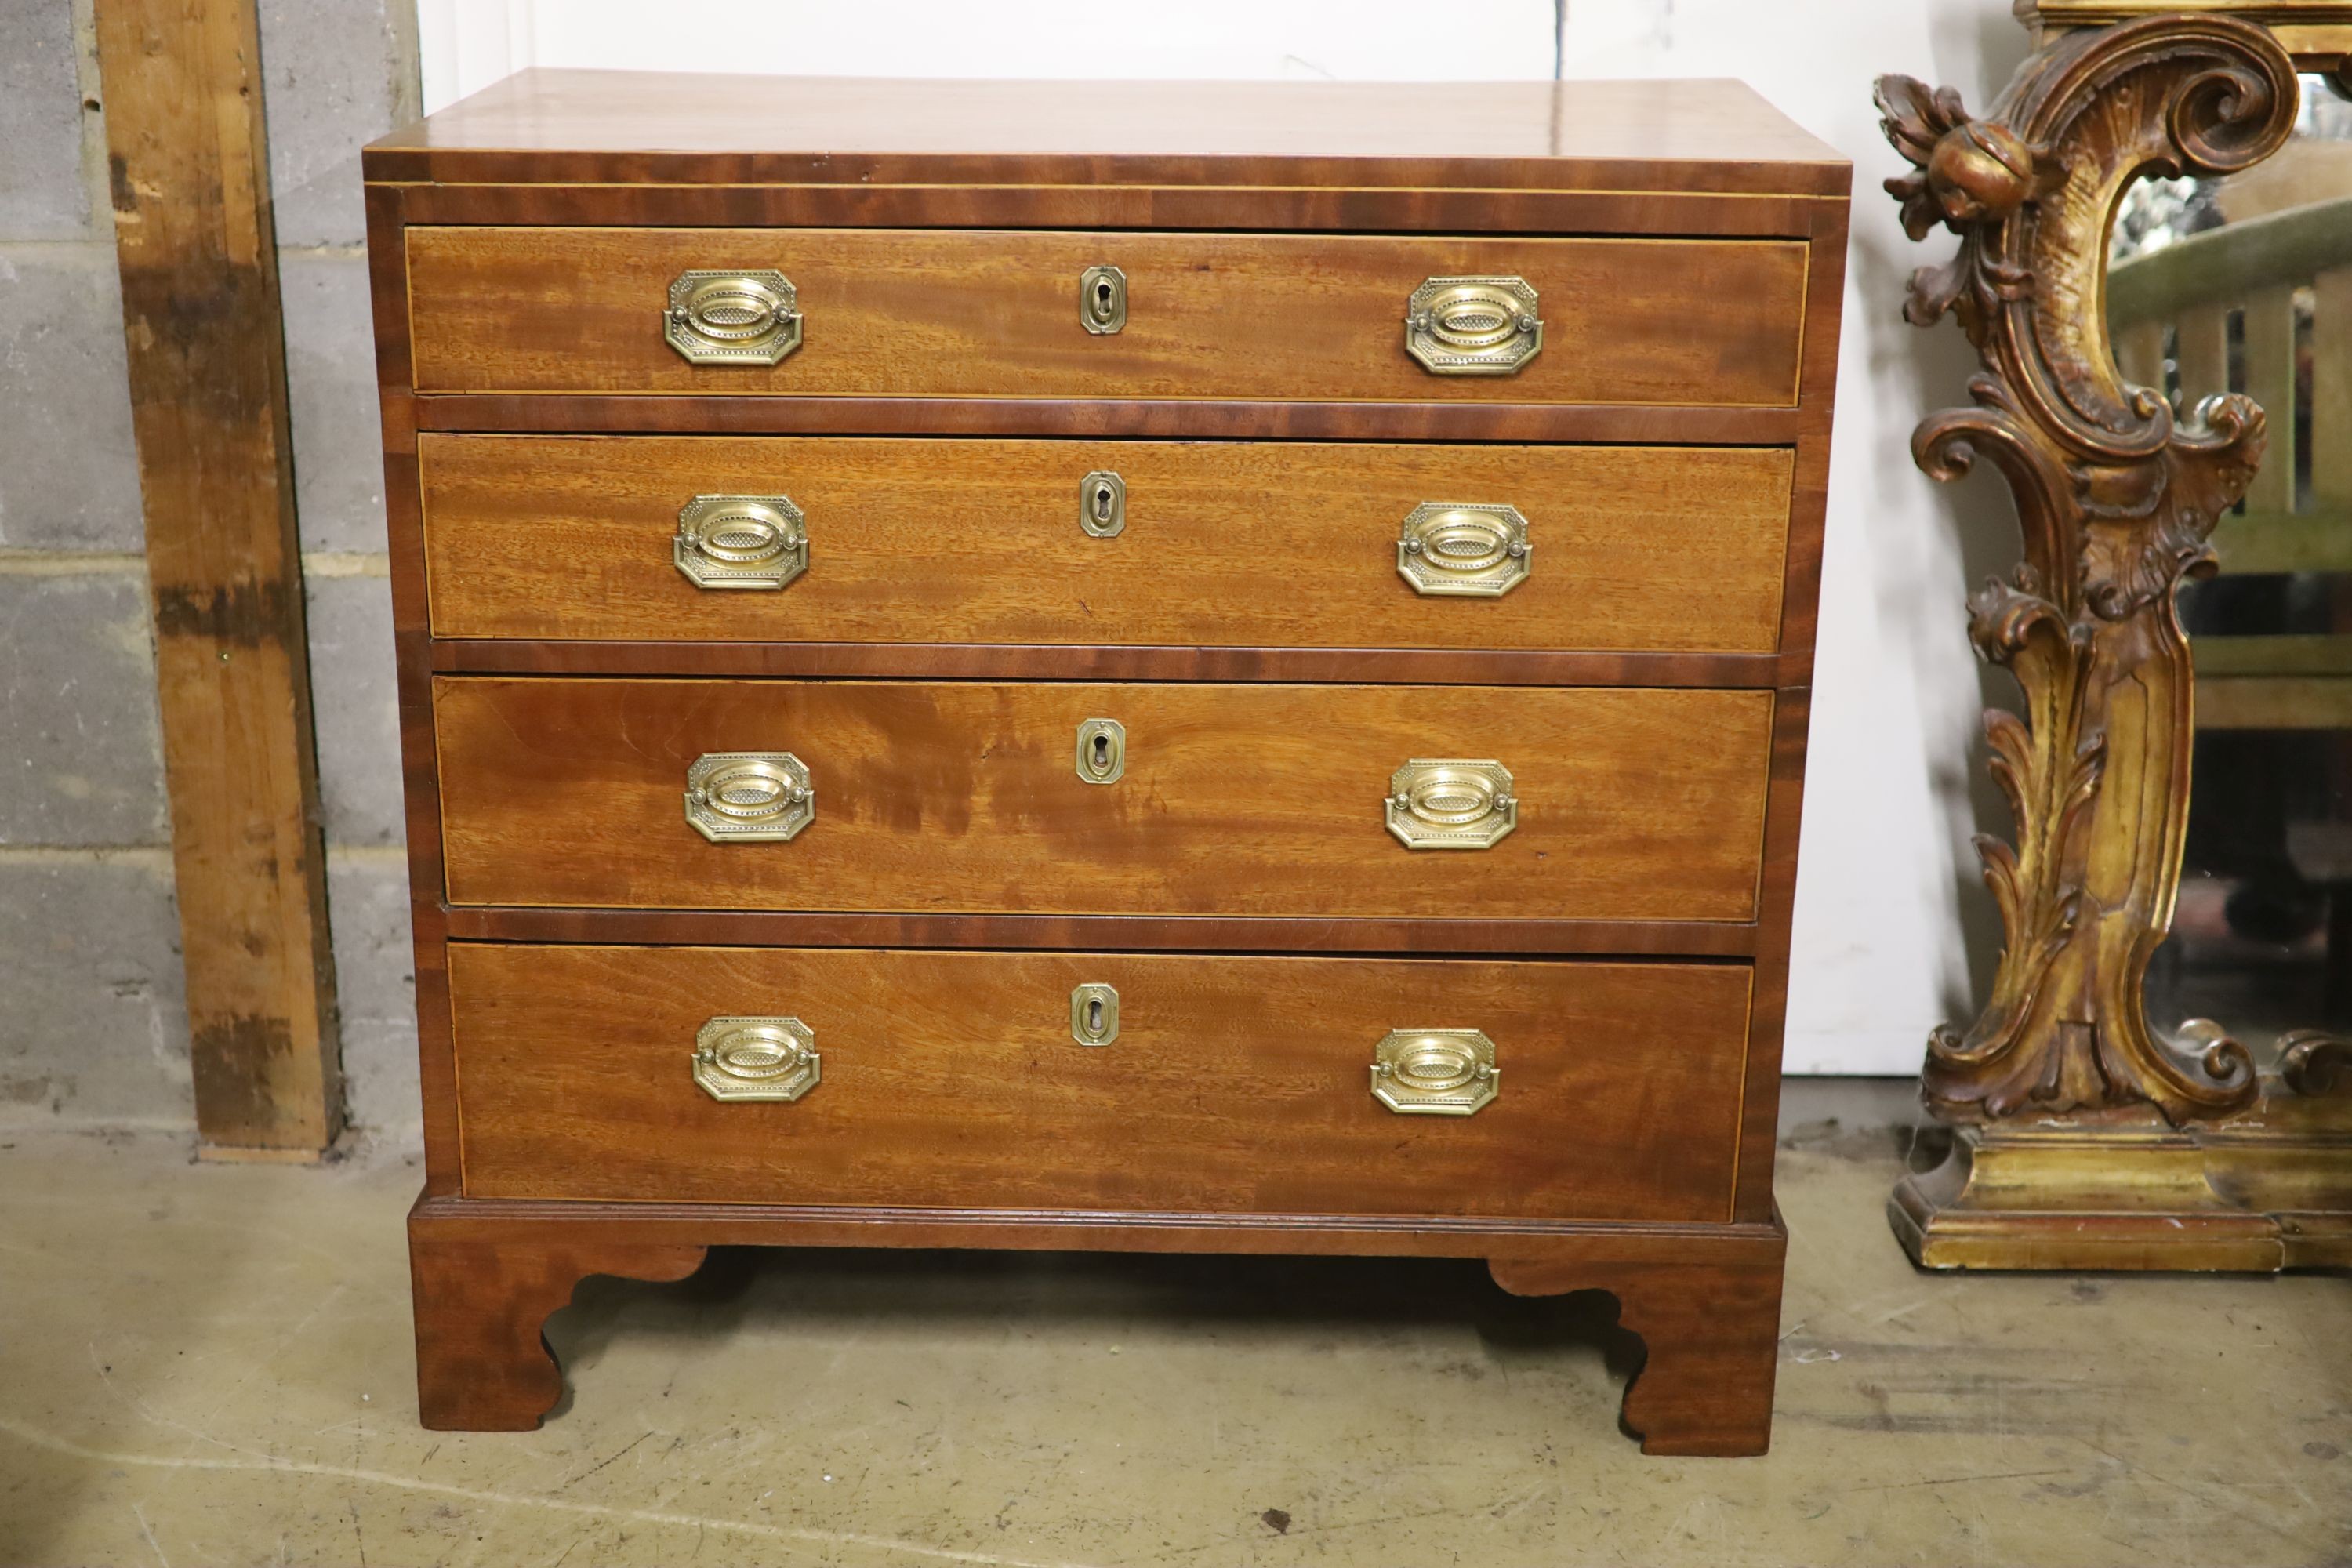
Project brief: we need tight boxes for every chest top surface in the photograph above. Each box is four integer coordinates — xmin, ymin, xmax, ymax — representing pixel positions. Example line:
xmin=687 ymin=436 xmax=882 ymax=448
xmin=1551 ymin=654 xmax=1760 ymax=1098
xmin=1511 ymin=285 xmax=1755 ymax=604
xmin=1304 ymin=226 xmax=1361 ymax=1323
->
xmin=363 ymin=71 xmax=1849 ymax=196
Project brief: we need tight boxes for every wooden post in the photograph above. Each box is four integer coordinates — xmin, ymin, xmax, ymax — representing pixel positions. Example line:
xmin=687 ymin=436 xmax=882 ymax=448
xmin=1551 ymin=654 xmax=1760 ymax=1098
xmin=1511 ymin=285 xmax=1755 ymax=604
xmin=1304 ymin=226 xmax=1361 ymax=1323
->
xmin=94 ymin=0 xmax=343 ymax=1156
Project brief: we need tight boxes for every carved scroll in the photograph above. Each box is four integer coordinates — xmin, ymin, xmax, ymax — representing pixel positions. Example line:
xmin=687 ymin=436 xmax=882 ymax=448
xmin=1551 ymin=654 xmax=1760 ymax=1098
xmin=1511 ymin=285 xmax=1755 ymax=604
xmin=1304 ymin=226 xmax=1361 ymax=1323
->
xmin=1876 ymin=16 xmax=2300 ymax=1124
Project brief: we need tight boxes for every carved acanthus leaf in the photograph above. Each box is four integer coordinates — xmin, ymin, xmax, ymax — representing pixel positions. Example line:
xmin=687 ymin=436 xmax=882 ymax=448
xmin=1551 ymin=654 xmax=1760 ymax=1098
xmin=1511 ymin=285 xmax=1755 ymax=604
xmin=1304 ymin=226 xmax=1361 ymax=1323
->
xmin=1965 ymin=566 xmax=2077 ymax=663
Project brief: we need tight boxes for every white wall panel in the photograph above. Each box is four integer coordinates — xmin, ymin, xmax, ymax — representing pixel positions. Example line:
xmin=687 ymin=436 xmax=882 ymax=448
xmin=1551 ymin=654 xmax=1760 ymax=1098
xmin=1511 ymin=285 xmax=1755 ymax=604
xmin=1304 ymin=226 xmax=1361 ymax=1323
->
xmin=418 ymin=1 xmax=1559 ymax=107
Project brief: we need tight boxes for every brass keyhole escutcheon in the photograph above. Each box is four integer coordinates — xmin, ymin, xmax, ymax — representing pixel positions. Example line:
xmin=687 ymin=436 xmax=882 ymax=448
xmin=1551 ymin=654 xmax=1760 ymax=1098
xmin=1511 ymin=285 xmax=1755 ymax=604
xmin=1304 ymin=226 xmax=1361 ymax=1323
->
xmin=1075 ymin=717 xmax=1126 ymax=785
xmin=1079 ymin=264 xmax=1127 ymax=334
xmin=1070 ymin=983 xmax=1120 ymax=1047
xmin=1079 ymin=470 xmax=1127 ymax=537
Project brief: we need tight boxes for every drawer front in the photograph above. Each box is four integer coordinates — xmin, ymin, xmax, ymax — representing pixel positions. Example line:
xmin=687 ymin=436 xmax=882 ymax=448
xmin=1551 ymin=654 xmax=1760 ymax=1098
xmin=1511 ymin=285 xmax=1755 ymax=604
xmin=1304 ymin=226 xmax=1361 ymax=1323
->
xmin=419 ymin=435 xmax=1794 ymax=652
xmin=434 ymin=678 xmax=1773 ymax=921
xmin=405 ymin=227 xmax=1809 ymax=406
xmin=449 ymin=943 xmax=1751 ymax=1221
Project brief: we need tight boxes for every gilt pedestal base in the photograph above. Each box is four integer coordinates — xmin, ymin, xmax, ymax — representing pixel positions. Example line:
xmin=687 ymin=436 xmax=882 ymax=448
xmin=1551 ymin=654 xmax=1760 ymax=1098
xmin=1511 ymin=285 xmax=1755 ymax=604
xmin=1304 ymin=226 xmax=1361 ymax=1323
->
xmin=1889 ymin=1080 xmax=2352 ymax=1272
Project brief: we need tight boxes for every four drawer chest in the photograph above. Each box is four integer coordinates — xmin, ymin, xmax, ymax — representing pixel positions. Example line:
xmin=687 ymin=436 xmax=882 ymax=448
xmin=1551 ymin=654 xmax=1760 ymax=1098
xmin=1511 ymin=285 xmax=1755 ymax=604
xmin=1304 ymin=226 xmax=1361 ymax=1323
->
xmin=364 ymin=72 xmax=1849 ymax=1457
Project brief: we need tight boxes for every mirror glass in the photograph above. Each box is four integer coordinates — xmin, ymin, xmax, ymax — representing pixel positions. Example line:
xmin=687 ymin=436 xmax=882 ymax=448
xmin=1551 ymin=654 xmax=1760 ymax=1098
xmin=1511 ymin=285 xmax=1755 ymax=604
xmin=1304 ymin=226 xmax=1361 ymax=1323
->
xmin=2107 ymin=76 xmax=2352 ymax=1050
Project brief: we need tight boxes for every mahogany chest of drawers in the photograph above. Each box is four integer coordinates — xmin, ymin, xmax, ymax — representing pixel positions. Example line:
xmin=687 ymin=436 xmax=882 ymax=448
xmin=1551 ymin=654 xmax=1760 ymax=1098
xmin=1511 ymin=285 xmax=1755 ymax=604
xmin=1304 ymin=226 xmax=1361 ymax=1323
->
xmin=364 ymin=72 xmax=1849 ymax=1457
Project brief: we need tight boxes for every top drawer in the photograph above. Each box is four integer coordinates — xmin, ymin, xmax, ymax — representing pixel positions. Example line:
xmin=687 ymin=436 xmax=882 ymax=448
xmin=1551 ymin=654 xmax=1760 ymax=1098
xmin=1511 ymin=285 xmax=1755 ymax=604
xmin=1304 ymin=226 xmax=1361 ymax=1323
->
xmin=403 ymin=227 xmax=1810 ymax=406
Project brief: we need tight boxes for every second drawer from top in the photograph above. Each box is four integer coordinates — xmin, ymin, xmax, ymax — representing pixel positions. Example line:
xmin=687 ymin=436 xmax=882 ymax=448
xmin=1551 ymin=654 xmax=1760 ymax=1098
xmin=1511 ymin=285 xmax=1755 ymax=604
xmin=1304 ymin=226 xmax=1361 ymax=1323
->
xmin=419 ymin=436 xmax=1795 ymax=653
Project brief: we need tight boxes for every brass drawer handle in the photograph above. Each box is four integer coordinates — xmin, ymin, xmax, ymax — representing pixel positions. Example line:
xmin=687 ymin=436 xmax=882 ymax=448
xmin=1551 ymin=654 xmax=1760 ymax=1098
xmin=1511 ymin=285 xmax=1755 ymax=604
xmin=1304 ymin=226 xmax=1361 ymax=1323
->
xmin=1404 ymin=276 xmax=1542 ymax=376
xmin=1075 ymin=717 xmax=1125 ymax=785
xmin=1079 ymin=264 xmax=1127 ymax=334
xmin=1070 ymin=982 xmax=1120 ymax=1047
xmin=685 ymin=751 xmax=814 ymax=843
xmin=1371 ymin=1028 xmax=1497 ymax=1116
xmin=665 ymin=269 xmax=803 ymax=365
xmin=675 ymin=494 xmax=807 ymax=590
xmin=1386 ymin=759 xmax=1515 ymax=850
xmin=1398 ymin=503 xmax=1530 ymax=597
xmin=694 ymin=1015 xmax=820 ymax=1102
xmin=1080 ymin=470 xmax=1126 ymax=537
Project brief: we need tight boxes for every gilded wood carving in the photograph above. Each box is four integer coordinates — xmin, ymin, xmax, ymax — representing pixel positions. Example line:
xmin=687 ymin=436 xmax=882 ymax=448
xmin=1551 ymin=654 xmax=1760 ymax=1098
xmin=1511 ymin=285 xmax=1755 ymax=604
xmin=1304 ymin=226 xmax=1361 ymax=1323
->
xmin=1875 ymin=15 xmax=2301 ymax=1124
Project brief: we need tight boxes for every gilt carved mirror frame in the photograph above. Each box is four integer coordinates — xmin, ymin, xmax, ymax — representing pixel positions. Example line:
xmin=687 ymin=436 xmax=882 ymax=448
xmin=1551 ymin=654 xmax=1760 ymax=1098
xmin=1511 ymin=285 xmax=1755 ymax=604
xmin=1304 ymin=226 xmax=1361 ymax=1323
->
xmin=1877 ymin=2 xmax=2352 ymax=1269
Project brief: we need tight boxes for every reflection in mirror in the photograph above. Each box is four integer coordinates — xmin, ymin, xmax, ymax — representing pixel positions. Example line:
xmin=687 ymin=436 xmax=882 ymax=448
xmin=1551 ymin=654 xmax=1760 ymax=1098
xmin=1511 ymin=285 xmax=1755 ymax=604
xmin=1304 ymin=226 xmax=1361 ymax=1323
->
xmin=2107 ymin=76 xmax=2352 ymax=1051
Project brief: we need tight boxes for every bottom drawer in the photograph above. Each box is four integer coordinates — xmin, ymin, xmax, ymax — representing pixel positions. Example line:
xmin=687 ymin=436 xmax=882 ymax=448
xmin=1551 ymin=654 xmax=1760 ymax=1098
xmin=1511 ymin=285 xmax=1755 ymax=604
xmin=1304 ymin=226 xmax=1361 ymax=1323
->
xmin=450 ymin=945 xmax=1753 ymax=1223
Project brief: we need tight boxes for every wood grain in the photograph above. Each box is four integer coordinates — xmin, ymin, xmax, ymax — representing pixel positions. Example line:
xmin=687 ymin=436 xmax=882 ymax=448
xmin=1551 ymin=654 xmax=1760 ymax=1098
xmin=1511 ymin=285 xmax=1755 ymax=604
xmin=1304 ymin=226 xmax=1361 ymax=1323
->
xmin=424 ymin=641 xmax=1808 ymax=690
xmin=408 ymin=1221 xmax=706 ymax=1430
xmin=419 ymin=436 xmax=1794 ymax=652
xmin=404 ymin=227 xmax=1809 ymax=407
xmin=368 ymin=181 xmax=463 ymax=1197
xmin=448 ymin=943 xmax=1753 ymax=1221
xmin=431 ymin=678 xmax=1776 ymax=922
xmin=408 ymin=393 xmax=1812 ymax=446
xmin=388 ymin=180 xmax=1835 ymax=241
xmin=365 ymin=71 xmax=1849 ymax=196
xmin=94 ymin=0 xmax=341 ymax=1155
xmin=1490 ymin=1239 xmax=1786 ymax=1456
xmin=1733 ymin=688 xmax=1813 ymax=1222
xmin=438 ymin=907 xmax=1762 ymax=958
xmin=1771 ymin=197 xmax=1849 ymax=668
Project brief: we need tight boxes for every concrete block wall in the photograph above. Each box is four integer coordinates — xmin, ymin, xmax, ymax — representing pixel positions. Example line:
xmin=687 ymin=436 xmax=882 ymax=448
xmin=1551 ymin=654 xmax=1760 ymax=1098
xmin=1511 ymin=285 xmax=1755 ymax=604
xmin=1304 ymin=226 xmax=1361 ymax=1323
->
xmin=0 ymin=0 xmax=423 ymax=1141
xmin=0 ymin=0 xmax=184 ymax=1127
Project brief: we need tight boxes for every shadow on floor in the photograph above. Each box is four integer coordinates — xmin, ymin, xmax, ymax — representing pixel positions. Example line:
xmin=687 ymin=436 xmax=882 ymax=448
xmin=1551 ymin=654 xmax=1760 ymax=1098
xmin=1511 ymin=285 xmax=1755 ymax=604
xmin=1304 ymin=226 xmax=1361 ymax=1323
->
xmin=547 ymin=1245 xmax=1648 ymax=1425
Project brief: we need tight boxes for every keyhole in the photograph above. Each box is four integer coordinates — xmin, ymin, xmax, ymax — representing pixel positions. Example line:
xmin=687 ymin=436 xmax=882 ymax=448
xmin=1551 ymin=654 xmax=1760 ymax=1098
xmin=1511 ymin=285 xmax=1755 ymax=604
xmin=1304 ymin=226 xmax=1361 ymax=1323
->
xmin=1092 ymin=484 xmax=1112 ymax=522
xmin=1085 ymin=997 xmax=1105 ymax=1035
xmin=1091 ymin=733 xmax=1111 ymax=771
xmin=1093 ymin=279 xmax=1114 ymax=320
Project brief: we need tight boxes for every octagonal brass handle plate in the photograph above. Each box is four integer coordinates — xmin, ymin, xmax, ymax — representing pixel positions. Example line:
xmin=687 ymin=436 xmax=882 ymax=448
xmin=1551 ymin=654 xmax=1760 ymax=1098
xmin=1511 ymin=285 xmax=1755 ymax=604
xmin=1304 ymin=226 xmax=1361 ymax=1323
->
xmin=1371 ymin=1028 xmax=1497 ymax=1116
xmin=665 ymin=270 xmax=803 ymax=365
xmin=1070 ymin=982 xmax=1120 ymax=1047
xmin=1385 ymin=758 xmax=1515 ymax=850
xmin=1404 ymin=276 xmax=1542 ymax=376
xmin=684 ymin=751 xmax=814 ymax=843
xmin=675 ymin=494 xmax=807 ymax=590
xmin=693 ymin=1014 xmax=820 ymax=1102
xmin=1398 ymin=503 xmax=1530 ymax=597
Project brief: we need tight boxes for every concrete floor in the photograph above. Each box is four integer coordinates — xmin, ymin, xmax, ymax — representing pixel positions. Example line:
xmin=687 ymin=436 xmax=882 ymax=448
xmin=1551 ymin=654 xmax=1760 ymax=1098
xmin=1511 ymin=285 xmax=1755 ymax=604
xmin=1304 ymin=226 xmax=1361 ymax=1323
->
xmin=0 ymin=1128 xmax=2345 ymax=1567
